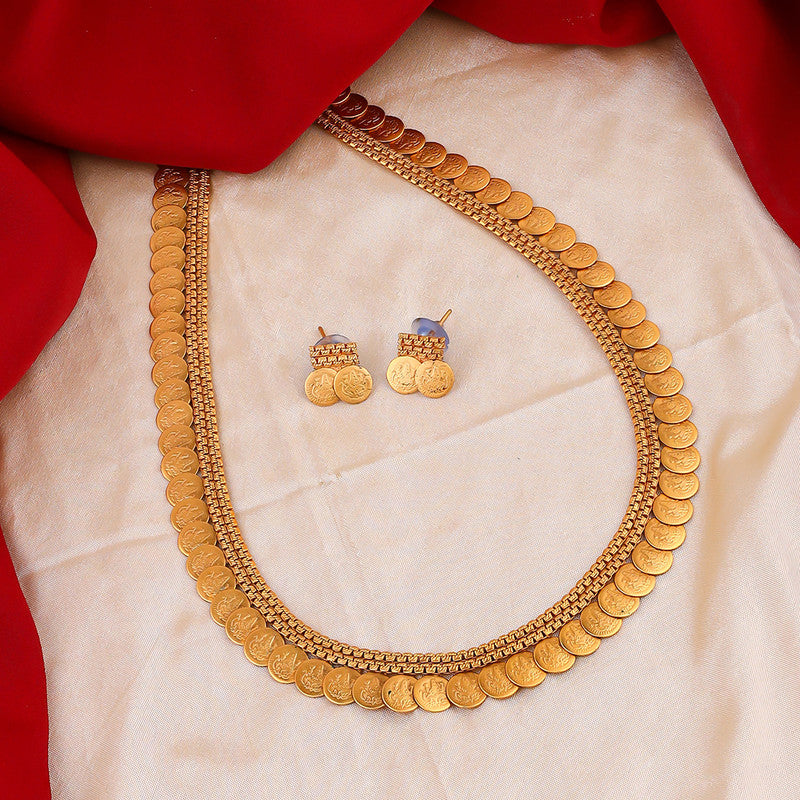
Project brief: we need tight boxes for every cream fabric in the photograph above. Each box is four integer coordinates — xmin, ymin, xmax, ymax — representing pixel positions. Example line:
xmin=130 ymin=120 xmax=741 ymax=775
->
xmin=2 ymin=10 xmax=800 ymax=800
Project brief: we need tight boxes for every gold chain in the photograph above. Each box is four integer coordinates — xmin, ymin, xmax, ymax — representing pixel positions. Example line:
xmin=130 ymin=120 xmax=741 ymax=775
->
xmin=147 ymin=90 xmax=699 ymax=712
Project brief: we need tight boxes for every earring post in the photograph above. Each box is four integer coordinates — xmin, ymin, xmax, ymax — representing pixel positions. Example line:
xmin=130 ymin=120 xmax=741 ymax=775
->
xmin=438 ymin=309 xmax=452 ymax=325
xmin=318 ymin=326 xmax=326 ymax=338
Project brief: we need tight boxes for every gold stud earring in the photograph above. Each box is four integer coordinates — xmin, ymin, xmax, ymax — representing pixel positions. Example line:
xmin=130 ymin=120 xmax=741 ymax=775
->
xmin=387 ymin=310 xmax=455 ymax=398
xmin=305 ymin=327 xmax=373 ymax=406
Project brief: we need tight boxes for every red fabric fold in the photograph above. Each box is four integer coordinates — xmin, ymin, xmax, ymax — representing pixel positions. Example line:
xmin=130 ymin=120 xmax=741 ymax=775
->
xmin=0 ymin=2 xmax=797 ymax=797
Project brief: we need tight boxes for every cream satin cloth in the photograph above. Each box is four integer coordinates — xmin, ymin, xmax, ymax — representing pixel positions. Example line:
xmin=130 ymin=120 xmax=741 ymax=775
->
xmin=2 ymin=11 xmax=800 ymax=800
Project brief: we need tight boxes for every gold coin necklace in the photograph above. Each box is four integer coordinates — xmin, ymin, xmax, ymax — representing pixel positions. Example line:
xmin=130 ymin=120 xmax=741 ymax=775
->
xmin=147 ymin=89 xmax=699 ymax=713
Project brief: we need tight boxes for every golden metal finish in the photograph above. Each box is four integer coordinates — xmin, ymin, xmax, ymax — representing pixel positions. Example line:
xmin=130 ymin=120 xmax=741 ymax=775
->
xmin=148 ymin=90 xmax=699 ymax=713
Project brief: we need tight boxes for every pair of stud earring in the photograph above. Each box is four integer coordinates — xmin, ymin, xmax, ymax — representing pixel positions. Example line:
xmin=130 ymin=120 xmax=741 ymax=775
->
xmin=304 ymin=310 xmax=455 ymax=406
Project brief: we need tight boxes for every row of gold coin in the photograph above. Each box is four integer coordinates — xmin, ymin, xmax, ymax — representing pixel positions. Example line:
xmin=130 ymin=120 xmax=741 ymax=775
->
xmin=149 ymin=85 xmax=697 ymax=710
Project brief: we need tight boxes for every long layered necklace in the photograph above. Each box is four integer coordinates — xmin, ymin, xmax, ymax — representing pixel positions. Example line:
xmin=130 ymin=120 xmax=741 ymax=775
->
xmin=146 ymin=89 xmax=698 ymax=713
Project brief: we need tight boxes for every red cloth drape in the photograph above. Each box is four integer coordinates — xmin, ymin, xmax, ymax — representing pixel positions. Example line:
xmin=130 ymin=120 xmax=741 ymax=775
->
xmin=0 ymin=2 xmax=797 ymax=797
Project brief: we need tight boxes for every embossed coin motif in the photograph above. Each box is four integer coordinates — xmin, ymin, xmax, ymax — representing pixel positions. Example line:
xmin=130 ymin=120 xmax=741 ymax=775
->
xmin=386 ymin=355 xmax=420 ymax=394
xmin=150 ymin=332 xmax=187 ymax=364
xmin=150 ymin=225 xmax=186 ymax=253
xmin=614 ymin=563 xmax=657 ymax=597
xmin=560 ymin=242 xmax=598 ymax=270
xmin=305 ymin=368 xmax=338 ymax=406
xmin=432 ymin=153 xmax=468 ymax=180
xmin=411 ymin=142 xmax=447 ymax=168
xmin=446 ymin=672 xmax=486 ymax=708
xmin=352 ymin=672 xmax=387 ymax=709
xmin=659 ymin=470 xmax=700 ymax=500
xmin=658 ymin=421 xmax=698 ymax=449
xmin=151 ymin=204 xmax=187 ymax=231
xmin=170 ymin=497 xmax=209 ymax=531
xmin=632 ymin=540 xmax=674 ymax=576
xmin=150 ymin=311 xmax=185 ymax=339
xmin=533 ymin=638 xmax=576 ymax=673
xmin=413 ymin=675 xmax=451 ymax=711
xmin=150 ymin=267 xmax=185 ymax=294
xmin=155 ymin=377 xmax=191 ymax=409
xmin=661 ymin=445 xmax=701 ymax=474
xmin=153 ymin=184 xmax=188 ymax=210
xmin=505 ymin=651 xmax=546 ymax=688
xmin=225 ymin=606 xmax=266 ymax=645
xmin=622 ymin=320 xmax=660 ymax=349
xmin=210 ymin=588 xmax=249 ymax=626
xmin=156 ymin=399 xmax=193 ymax=431
xmin=176 ymin=520 xmax=215 ymax=555
xmin=159 ymin=424 xmax=196 ymax=457
xmin=653 ymin=493 xmax=694 ymax=525
xmin=372 ymin=116 xmax=404 ymax=143
xmin=391 ymin=129 xmax=425 ymax=155
xmin=478 ymin=662 xmax=519 ymax=699
xmin=474 ymin=178 xmax=512 ymax=205
xmin=152 ymin=355 xmax=188 ymax=386
xmin=244 ymin=627 xmax=284 ymax=667
xmin=415 ymin=360 xmax=454 ymax=398
xmin=634 ymin=343 xmax=672 ymax=373
xmin=580 ymin=601 xmax=623 ymax=637
xmin=295 ymin=659 xmax=332 ymax=698
xmin=333 ymin=365 xmax=372 ymax=404
xmin=195 ymin=565 xmax=235 ymax=601
xmin=518 ymin=207 xmax=556 ymax=236
xmin=558 ymin=619 xmax=601 ymax=656
xmin=653 ymin=394 xmax=692 ymax=424
xmin=382 ymin=675 xmax=418 ymax=713
xmin=323 ymin=666 xmax=360 ymax=705
xmin=644 ymin=518 xmax=686 ymax=551
xmin=453 ymin=165 xmax=491 ymax=192
xmin=577 ymin=261 xmax=615 ymax=288
xmin=538 ymin=222 xmax=576 ymax=252
xmin=186 ymin=543 xmax=224 ymax=579
xmin=597 ymin=582 xmax=640 ymax=618
xmin=267 ymin=644 xmax=308 ymax=683
xmin=495 ymin=191 xmax=533 ymax=220
xmin=645 ymin=367 xmax=683 ymax=396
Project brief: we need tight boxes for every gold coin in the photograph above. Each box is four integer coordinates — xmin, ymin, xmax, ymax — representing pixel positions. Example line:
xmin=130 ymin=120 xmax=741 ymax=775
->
xmin=634 ymin=344 xmax=673 ymax=373
xmin=267 ymin=644 xmax=308 ymax=684
xmin=594 ymin=281 xmax=632 ymax=309
xmin=613 ymin=563 xmax=656 ymax=597
xmin=156 ymin=399 xmax=193 ymax=431
xmin=644 ymin=518 xmax=686 ymax=550
xmin=391 ymin=129 xmax=425 ymax=155
xmin=446 ymin=672 xmax=486 ymax=709
xmin=533 ymin=638 xmax=576 ymax=673
xmin=322 ymin=666 xmax=359 ymax=705
xmin=475 ymin=178 xmax=512 ymax=205
xmin=150 ymin=331 xmax=186 ymax=362
xmin=632 ymin=540 xmax=674 ymax=576
xmin=151 ymin=204 xmax=187 ymax=231
xmin=597 ymin=582 xmax=640 ymax=618
xmin=155 ymin=378 xmax=190 ymax=408
xmin=659 ymin=470 xmax=699 ymax=500
xmin=195 ymin=565 xmax=234 ymax=601
xmin=432 ymin=153 xmax=468 ymax=180
xmin=150 ymin=311 xmax=185 ymax=339
xmin=152 ymin=355 xmax=187 ymax=386
xmin=187 ymin=544 xmax=226 ymax=578
xmin=160 ymin=446 xmax=199 ymax=480
xmin=607 ymin=300 xmax=647 ymax=328
xmin=496 ymin=190 xmax=533 ymax=220
xmin=154 ymin=166 xmax=190 ymax=188
xmin=335 ymin=93 xmax=367 ymax=119
xmin=518 ymin=207 xmax=556 ymax=236
xmin=153 ymin=184 xmax=188 ymax=210
xmin=150 ymin=244 xmax=186 ymax=273
xmin=382 ymin=674 xmax=418 ymax=713
xmin=210 ymin=588 xmax=249 ymax=626
xmin=453 ymin=165 xmax=491 ymax=192
xmin=304 ymin=368 xmax=338 ymax=406
xmin=352 ymin=672 xmax=387 ymax=709
xmin=353 ymin=105 xmax=385 ymax=131
xmin=661 ymin=445 xmax=700 ymax=474
xmin=579 ymin=601 xmax=623 ymax=637
xmin=577 ymin=261 xmax=615 ymax=288
xmin=226 ymin=606 xmax=266 ymax=645
xmin=372 ymin=116 xmax=404 ymax=143
xmin=560 ymin=243 xmax=598 ymax=270
xmin=645 ymin=367 xmax=684 ymax=396
xmin=244 ymin=627 xmax=284 ymax=667
xmin=415 ymin=360 xmax=454 ymax=398
xmin=413 ymin=674 xmax=451 ymax=711
xmin=621 ymin=320 xmax=660 ymax=349
xmin=653 ymin=394 xmax=692 ymax=424
xmin=505 ymin=651 xmax=546 ymax=688
xmin=537 ymin=222 xmax=576 ymax=251
xmin=149 ymin=226 xmax=186 ymax=253
xmin=386 ymin=355 xmax=420 ymax=394
xmin=170 ymin=497 xmax=209 ymax=531
xmin=149 ymin=267 xmax=185 ymax=294
xmin=159 ymin=423 xmax=195 ymax=456
xmin=653 ymin=493 xmax=694 ymax=525
xmin=330 ymin=87 xmax=351 ymax=107
xmin=478 ymin=662 xmax=519 ymax=699
xmin=558 ymin=619 xmax=601 ymax=656
xmin=176 ymin=520 xmax=215 ymax=555
xmin=658 ymin=420 xmax=698 ymax=449
xmin=333 ymin=365 xmax=372 ymax=404
xmin=410 ymin=141 xmax=447 ymax=168
xmin=149 ymin=288 xmax=185 ymax=317
xmin=295 ymin=659 xmax=333 ymax=698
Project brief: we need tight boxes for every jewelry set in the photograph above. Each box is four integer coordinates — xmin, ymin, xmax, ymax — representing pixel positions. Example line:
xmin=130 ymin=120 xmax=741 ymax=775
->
xmin=145 ymin=87 xmax=699 ymax=713
xmin=304 ymin=310 xmax=455 ymax=406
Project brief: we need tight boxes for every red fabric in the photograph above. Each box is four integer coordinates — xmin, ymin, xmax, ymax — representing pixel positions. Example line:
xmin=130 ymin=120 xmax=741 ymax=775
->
xmin=0 ymin=2 xmax=797 ymax=797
